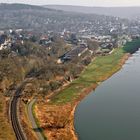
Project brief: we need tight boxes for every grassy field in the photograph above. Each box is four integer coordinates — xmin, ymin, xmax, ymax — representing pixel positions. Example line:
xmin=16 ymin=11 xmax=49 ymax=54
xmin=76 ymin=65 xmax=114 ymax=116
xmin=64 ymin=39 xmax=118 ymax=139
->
xmin=51 ymin=48 xmax=125 ymax=104
xmin=51 ymin=39 xmax=140 ymax=104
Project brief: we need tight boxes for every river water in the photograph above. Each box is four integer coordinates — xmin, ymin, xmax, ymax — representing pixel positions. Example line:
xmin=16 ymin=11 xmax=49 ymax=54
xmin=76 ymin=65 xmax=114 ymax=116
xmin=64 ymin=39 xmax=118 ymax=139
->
xmin=75 ymin=49 xmax=140 ymax=140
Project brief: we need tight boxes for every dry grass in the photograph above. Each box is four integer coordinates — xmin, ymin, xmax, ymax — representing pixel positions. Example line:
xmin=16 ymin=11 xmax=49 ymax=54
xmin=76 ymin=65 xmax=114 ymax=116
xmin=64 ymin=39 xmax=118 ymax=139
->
xmin=0 ymin=93 xmax=16 ymax=140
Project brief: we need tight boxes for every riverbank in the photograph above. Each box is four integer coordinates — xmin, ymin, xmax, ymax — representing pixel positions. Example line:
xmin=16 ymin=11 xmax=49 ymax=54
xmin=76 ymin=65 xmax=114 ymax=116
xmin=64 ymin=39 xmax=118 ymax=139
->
xmin=75 ymin=47 xmax=140 ymax=140
xmin=35 ymin=39 xmax=140 ymax=140
xmin=35 ymin=47 xmax=131 ymax=140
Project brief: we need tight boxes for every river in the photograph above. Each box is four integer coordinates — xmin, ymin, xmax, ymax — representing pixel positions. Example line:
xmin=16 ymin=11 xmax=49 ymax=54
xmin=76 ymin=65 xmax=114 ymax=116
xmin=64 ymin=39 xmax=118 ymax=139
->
xmin=75 ymin=49 xmax=140 ymax=140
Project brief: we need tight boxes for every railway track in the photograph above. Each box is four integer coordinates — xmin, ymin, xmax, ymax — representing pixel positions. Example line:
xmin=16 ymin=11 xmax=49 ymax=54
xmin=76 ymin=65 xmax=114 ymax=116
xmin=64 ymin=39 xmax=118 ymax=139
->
xmin=10 ymin=82 xmax=27 ymax=140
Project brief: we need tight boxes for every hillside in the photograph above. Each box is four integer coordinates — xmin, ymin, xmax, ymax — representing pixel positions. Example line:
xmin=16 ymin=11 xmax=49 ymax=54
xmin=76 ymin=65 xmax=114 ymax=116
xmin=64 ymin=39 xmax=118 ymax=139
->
xmin=0 ymin=3 xmax=131 ymax=35
xmin=44 ymin=5 xmax=140 ymax=19
xmin=0 ymin=3 xmax=63 ymax=30
xmin=0 ymin=3 xmax=48 ymax=10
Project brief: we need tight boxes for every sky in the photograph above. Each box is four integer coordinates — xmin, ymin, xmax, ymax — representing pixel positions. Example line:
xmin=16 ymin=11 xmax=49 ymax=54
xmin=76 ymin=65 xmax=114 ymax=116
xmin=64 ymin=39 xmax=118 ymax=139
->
xmin=1 ymin=0 xmax=140 ymax=7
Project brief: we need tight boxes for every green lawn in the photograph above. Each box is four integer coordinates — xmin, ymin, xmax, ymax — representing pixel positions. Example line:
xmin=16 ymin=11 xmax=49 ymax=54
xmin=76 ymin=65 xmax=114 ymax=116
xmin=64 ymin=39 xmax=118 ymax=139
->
xmin=51 ymin=48 xmax=125 ymax=104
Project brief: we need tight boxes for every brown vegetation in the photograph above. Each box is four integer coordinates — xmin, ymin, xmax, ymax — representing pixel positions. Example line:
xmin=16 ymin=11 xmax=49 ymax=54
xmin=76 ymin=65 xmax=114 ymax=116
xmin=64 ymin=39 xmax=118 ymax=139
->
xmin=0 ymin=81 xmax=16 ymax=140
xmin=35 ymin=83 xmax=97 ymax=140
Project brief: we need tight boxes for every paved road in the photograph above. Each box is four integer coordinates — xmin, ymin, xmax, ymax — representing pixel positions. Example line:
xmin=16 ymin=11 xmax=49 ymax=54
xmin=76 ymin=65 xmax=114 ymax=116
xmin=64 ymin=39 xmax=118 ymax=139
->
xmin=27 ymin=99 xmax=44 ymax=140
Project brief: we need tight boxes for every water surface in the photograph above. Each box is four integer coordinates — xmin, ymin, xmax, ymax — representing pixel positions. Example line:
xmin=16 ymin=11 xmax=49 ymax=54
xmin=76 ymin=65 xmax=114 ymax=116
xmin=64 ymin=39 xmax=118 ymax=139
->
xmin=75 ymin=50 xmax=140 ymax=140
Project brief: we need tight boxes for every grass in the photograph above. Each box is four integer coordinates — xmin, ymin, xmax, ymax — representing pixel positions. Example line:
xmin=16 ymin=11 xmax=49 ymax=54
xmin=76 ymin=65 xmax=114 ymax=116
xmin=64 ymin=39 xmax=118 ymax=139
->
xmin=32 ymin=102 xmax=47 ymax=140
xmin=51 ymin=48 xmax=125 ymax=104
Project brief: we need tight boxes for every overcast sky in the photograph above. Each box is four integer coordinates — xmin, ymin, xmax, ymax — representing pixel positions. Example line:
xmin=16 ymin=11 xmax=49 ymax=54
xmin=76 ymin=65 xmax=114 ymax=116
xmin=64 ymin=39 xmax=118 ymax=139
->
xmin=1 ymin=0 xmax=140 ymax=7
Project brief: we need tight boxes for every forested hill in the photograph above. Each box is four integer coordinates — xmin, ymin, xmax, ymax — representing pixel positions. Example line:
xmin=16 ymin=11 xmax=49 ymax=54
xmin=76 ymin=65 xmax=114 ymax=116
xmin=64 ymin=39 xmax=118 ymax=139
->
xmin=0 ymin=3 xmax=67 ymax=30
xmin=0 ymin=3 xmax=125 ymax=33
xmin=0 ymin=3 xmax=50 ymax=10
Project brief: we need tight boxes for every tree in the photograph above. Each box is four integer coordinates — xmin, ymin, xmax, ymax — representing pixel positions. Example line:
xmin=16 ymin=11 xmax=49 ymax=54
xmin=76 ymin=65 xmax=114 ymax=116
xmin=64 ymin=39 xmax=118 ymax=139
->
xmin=30 ymin=35 xmax=38 ymax=42
xmin=0 ymin=49 xmax=11 ymax=58
xmin=81 ymin=57 xmax=91 ymax=66
xmin=87 ymin=40 xmax=99 ymax=52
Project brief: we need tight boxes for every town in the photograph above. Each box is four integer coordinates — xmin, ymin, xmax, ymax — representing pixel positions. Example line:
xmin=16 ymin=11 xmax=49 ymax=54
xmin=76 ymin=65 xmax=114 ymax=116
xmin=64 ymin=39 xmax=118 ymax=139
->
xmin=1 ymin=3 xmax=140 ymax=140
xmin=0 ymin=4 xmax=140 ymax=63
xmin=0 ymin=27 xmax=137 ymax=62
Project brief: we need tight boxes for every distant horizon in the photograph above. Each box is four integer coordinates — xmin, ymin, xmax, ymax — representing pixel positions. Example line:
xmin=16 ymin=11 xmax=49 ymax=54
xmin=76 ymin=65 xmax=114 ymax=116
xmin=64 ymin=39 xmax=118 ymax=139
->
xmin=1 ymin=0 xmax=140 ymax=7
xmin=45 ymin=4 xmax=140 ymax=8
xmin=1 ymin=3 xmax=140 ymax=8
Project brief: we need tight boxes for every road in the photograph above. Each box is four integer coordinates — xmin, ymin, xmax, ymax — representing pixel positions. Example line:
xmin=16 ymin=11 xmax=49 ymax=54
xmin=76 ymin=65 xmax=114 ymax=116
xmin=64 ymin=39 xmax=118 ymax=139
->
xmin=27 ymin=99 xmax=44 ymax=140
xmin=10 ymin=81 xmax=27 ymax=140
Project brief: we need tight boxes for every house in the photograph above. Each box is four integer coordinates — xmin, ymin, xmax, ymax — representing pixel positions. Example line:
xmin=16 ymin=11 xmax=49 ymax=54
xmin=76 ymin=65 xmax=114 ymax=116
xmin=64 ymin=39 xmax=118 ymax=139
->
xmin=39 ymin=35 xmax=52 ymax=47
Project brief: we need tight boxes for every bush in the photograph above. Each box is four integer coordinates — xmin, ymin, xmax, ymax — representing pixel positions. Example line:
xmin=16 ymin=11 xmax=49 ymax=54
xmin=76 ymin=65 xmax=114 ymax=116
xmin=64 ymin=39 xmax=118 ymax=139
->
xmin=49 ymin=81 xmax=62 ymax=91
xmin=81 ymin=57 xmax=91 ymax=66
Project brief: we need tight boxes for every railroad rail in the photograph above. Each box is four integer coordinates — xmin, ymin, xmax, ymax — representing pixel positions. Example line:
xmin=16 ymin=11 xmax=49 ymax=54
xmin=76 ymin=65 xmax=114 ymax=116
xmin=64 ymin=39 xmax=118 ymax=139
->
xmin=10 ymin=81 xmax=27 ymax=140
